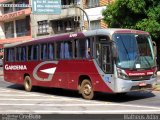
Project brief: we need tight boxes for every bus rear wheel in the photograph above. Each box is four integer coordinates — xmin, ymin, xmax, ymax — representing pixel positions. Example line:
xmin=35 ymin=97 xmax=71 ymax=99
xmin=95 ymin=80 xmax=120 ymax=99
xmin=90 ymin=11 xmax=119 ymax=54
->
xmin=24 ymin=76 xmax=32 ymax=92
xmin=80 ymin=80 xmax=94 ymax=100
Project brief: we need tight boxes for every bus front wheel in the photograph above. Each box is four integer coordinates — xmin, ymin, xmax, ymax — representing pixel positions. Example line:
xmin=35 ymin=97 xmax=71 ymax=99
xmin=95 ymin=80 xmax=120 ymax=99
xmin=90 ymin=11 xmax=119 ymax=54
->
xmin=80 ymin=80 xmax=94 ymax=100
xmin=24 ymin=76 xmax=32 ymax=92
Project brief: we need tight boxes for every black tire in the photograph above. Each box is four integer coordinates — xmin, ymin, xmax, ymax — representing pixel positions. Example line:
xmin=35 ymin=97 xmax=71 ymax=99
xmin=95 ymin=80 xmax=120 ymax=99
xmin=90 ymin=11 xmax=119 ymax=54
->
xmin=24 ymin=76 xmax=32 ymax=92
xmin=80 ymin=79 xmax=94 ymax=100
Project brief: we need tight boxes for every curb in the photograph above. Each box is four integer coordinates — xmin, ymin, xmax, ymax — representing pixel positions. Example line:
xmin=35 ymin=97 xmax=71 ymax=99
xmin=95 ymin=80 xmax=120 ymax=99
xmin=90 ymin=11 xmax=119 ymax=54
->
xmin=153 ymin=84 xmax=160 ymax=91
xmin=153 ymin=87 xmax=160 ymax=91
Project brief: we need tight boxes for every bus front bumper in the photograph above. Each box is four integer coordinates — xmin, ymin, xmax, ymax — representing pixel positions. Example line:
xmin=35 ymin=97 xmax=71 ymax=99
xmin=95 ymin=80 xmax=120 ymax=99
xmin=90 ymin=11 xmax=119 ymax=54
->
xmin=114 ymin=77 xmax=157 ymax=93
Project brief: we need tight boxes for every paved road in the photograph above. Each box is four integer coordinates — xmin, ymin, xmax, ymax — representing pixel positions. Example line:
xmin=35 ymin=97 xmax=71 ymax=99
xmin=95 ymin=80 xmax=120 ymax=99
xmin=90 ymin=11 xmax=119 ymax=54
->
xmin=0 ymin=76 xmax=160 ymax=114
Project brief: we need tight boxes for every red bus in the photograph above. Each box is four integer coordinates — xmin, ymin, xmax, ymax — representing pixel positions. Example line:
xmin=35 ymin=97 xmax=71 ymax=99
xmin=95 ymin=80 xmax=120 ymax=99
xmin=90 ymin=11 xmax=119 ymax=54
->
xmin=3 ymin=29 xmax=157 ymax=100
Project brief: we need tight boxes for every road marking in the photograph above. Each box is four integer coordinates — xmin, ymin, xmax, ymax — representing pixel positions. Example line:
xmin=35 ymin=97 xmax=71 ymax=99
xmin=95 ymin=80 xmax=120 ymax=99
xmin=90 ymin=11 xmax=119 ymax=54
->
xmin=0 ymin=110 xmax=159 ymax=114
xmin=0 ymin=87 xmax=160 ymax=114
xmin=0 ymin=94 xmax=41 ymax=96
xmin=33 ymin=110 xmax=160 ymax=114
xmin=0 ymin=103 xmax=159 ymax=110
xmin=0 ymin=88 xmax=101 ymax=103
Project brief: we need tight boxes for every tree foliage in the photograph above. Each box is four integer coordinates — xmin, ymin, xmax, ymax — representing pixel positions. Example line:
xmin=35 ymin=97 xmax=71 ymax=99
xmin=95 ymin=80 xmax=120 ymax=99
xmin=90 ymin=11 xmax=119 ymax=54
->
xmin=102 ymin=0 xmax=160 ymax=41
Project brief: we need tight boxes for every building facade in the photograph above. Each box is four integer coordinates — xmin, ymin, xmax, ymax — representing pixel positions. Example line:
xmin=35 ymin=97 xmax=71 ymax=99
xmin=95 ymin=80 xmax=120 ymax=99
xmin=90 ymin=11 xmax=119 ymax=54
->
xmin=83 ymin=0 xmax=112 ymax=30
xmin=0 ymin=0 xmax=31 ymax=57
xmin=31 ymin=0 xmax=82 ymax=38
xmin=0 ymin=0 xmax=109 ymax=58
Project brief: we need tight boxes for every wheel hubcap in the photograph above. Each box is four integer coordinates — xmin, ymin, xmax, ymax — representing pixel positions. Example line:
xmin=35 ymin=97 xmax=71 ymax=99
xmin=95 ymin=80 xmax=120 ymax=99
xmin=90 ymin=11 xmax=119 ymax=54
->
xmin=25 ymin=80 xmax=30 ymax=89
xmin=83 ymin=84 xmax=91 ymax=95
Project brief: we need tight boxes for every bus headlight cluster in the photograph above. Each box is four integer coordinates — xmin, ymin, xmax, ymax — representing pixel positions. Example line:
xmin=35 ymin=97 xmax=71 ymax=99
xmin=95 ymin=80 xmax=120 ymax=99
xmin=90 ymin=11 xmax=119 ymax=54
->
xmin=117 ymin=68 xmax=129 ymax=80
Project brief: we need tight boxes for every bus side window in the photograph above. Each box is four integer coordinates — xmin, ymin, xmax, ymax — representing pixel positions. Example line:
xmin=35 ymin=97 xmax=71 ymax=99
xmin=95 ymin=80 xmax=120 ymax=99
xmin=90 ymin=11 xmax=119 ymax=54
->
xmin=86 ymin=38 xmax=92 ymax=58
xmin=28 ymin=45 xmax=32 ymax=61
xmin=56 ymin=41 xmax=72 ymax=59
xmin=48 ymin=43 xmax=54 ymax=60
xmin=7 ymin=48 xmax=15 ymax=62
xmin=41 ymin=44 xmax=48 ymax=60
xmin=75 ymin=38 xmax=91 ymax=59
xmin=28 ymin=45 xmax=39 ymax=61
xmin=64 ymin=41 xmax=72 ymax=59
xmin=21 ymin=47 xmax=26 ymax=61
xmin=32 ymin=45 xmax=39 ymax=60
xmin=56 ymin=42 xmax=63 ymax=59
xmin=16 ymin=47 xmax=26 ymax=61
xmin=16 ymin=47 xmax=21 ymax=61
xmin=79 ymin=40 xmax=86 ymax=58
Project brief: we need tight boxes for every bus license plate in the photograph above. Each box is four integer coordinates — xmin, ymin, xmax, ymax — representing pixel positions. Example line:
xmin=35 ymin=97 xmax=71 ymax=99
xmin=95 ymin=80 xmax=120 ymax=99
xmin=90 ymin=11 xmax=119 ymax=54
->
xmin=139 ymin=82 xmax=147 ymax=87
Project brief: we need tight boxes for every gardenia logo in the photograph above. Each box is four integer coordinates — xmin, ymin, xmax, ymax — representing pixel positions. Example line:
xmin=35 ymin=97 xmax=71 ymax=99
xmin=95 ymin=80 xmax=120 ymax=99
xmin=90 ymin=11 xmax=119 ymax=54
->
xmin=5 ymin=64 xmax=27 ymax=70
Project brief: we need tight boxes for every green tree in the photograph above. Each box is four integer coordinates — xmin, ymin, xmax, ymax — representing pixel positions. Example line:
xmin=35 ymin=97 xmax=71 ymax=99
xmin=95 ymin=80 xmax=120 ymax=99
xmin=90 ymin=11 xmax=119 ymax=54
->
xmin=102 ymin=0 xmax=160 ymax=41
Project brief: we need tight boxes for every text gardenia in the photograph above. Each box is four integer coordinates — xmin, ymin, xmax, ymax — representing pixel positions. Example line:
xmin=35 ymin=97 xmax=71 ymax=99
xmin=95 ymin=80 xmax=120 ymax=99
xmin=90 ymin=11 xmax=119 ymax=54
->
xmin=5 ymin=64 xmax=27 ymax=70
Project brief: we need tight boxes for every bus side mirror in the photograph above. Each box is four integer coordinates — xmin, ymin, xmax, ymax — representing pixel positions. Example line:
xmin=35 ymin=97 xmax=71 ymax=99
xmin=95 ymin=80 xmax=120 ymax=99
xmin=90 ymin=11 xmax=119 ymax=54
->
xmin=152 ymin=41 xmax=157 ymax=57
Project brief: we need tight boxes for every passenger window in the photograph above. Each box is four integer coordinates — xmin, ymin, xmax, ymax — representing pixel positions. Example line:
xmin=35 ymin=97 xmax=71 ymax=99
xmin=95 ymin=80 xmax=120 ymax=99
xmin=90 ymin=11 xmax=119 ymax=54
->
xmin=75 ymin=38 xmax=92 ymax=59
xmin=16 ymin=47 xmax=21 ymax=61
xmin=41 ymin=44 xmax=48 ymax=60
xmin=28 ymin=45 xmax=39 ymax=61
xmin=65 ymin=41 xmax=72 ymax=59
xmin=6 ymin=48 xmax=15 ymax=62
xmin=16 ymin=47 xmax=26 ymax=61
xmin=48 ymin=43 xmax=54 ymax=60
xmin=56 ymin=41 xmax=73 ymax=59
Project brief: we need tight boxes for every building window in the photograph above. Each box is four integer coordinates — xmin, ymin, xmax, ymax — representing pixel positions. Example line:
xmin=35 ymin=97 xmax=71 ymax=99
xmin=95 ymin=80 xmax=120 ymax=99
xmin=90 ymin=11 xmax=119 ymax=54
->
xmin=61 ymin=0 xmax=75 ymax=5
xmin=52 ymin=18 xmax=79 ymax=34
xmin=15 ymin=0 xmax=29 ymax=11
xmin=16 ymin=17 xmax=30 ymax=37
xmin=3 ymin=2 xmax=13 ymax=14
xmin=4 ymin=21 xmax=14 ymax=38
xmin=90 ymin=20 xmax=100 ymax=30
xmin=86 ymin=0 xmax=99 ymax=8
xmin=38 ymin=21 xmax=49 ymax=35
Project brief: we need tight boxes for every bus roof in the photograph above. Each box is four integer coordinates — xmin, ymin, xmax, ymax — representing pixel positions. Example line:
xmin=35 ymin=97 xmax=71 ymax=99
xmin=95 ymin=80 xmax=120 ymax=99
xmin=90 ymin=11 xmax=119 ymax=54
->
xmin=4 ymin=28 xmax=149 ymax=48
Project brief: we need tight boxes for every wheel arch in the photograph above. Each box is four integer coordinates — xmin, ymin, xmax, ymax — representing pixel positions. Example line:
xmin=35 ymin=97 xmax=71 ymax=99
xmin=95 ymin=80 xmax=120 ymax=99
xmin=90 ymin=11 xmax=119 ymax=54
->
xmin=23 ymin=73 xmax=30 ymax=80
xmin=78 ymin=75 xmax=93 ymax=90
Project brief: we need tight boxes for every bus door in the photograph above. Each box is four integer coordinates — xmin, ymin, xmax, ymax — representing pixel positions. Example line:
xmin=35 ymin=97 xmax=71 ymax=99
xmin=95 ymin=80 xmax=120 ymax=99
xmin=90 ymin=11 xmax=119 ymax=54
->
xmin=101 ymin=44 xmax=113 ymax=73
xmin=96 ymin=38 xmax=113 ymax=74
xmin=96 ymin=40 xmax=114 ymax=88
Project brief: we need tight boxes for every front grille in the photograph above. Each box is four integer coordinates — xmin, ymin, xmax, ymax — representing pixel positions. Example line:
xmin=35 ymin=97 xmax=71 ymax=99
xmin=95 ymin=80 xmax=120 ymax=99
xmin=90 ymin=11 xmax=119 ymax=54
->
xmin=129 ymin=75 xmax=151 ymax=81
xmin=131 ymin=84 xmax=152 ymax=91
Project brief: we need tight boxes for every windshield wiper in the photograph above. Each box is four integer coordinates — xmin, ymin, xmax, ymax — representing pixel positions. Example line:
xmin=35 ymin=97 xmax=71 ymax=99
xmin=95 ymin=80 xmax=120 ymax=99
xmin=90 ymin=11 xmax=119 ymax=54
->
xmin=131 ymin=54 xmax=140 ymax=70
xmin=143 ymin=56 xmax=151 ymax=68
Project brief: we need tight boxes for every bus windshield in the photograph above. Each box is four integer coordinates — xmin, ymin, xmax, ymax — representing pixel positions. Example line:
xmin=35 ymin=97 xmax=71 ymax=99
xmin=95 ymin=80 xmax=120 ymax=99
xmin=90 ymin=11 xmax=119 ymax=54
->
xmin=113 ymin=34 xmax=156 ymax=69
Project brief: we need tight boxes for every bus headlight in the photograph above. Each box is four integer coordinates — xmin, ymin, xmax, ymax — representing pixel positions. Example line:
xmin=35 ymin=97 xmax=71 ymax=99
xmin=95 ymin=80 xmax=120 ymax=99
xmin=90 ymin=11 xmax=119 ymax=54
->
xmin=117 ymin=68 xmax=129 ymax=80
